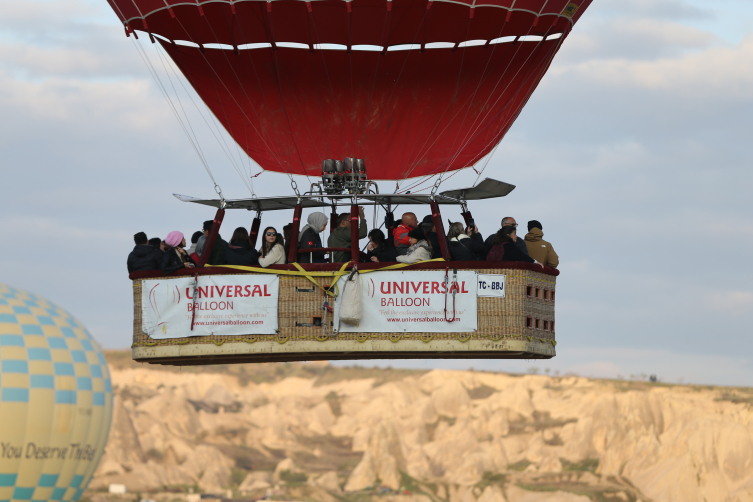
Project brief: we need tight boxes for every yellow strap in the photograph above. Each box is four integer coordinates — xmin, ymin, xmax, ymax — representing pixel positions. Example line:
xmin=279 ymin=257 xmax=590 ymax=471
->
xmin=209 ymin=258 xmax=447 ymax=298
xmin=292 ymin=262 xmax=350 ymax=297
xmin=210 ymin=258 xmax=445 ymax=277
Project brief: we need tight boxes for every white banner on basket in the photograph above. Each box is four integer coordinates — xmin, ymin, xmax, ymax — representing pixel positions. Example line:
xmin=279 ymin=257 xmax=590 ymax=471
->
xmin=333 ymin=270 xmax=477 ymax=333
xmin=141 ymin=275 xmax=279 ymax=338
xmin=477 ymin=274 xmax=507 ymax=298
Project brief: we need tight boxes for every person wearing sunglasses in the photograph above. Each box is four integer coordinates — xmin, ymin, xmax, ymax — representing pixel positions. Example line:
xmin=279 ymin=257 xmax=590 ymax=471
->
xmin=258 ymin=227 xmax=286 ymax=267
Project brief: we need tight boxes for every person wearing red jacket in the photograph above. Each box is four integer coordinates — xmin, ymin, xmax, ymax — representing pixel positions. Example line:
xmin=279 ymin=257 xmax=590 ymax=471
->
xmin=393 ymin=212 xmax=418 ymax=256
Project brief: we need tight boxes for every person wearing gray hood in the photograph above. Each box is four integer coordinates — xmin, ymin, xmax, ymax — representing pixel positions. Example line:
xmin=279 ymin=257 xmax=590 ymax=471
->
xmin=298 ymin=212 xmax=329 ymax=263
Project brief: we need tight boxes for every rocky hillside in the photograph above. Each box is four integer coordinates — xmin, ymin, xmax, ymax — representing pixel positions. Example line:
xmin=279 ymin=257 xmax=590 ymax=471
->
xmin=87 ymin=351 xmax=753 ymax=502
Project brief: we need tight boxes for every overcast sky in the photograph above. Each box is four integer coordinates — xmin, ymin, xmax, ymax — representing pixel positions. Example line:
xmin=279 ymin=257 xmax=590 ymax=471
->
xmin=1 ymin=0 xmax=751 ymax=386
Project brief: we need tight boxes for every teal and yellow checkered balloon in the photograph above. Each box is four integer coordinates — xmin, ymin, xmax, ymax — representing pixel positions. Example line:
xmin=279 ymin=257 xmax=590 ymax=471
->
xmin=0 ymin=284 xmax=113 ymax=502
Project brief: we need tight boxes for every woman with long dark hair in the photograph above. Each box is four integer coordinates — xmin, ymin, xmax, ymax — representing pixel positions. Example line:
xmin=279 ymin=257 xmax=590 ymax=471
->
xmin=224 ymin=227 xmax=259 ymax=266
xmin=447 ymin=221 xmax=485 ymax=261
xmin=487 ymin=226 xmax=536 ymax=263
xmin=258 ymin=227 xmax=286 ymax=267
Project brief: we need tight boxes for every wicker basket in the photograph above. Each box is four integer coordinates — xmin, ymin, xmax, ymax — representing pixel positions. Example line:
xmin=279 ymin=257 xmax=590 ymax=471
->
xmin=132 ymin=267 xmax=556 ymax=365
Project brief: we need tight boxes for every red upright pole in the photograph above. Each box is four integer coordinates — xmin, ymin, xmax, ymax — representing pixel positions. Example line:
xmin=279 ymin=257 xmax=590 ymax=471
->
xmin=350 ymin=204 xmax=359 ymax=263
xmin=199 ymin=208 xmax=225 ymax=267
xmin=288 ymin=203 xmax=303 ymax=263
xmin=430 ymin=201 xmax=450 ymax=261
xmin=249 ymin=215 xmax=262 ymax=248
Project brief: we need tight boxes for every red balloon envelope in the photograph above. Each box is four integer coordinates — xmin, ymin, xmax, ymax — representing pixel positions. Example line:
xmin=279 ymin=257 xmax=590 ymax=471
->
xmin=106 ymin=0 xmax=592 ymax=180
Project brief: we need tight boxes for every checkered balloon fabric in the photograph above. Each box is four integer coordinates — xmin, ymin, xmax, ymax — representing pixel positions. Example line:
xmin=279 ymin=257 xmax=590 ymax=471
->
xmin=0 ymin=284 xmax=113 ymax=502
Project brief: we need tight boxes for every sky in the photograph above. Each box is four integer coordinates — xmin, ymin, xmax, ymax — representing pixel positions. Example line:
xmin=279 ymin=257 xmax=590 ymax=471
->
xmin=1 ymin=0 xmax=751 ymax=386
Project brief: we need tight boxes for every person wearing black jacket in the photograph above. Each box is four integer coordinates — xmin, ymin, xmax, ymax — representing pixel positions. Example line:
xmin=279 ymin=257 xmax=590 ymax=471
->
xmin=421 ymin=215 xmax=443 ymax=259
xmin=483 ymin=216 xmax=530 ymax=259
xmin=366 ymin=229 xmax=397 ymax=263
xmin=447 ymin=222 xmax=485 ymax=261
xmin=224 ymin=227 xmax=260 ymax=266
xmin=202 ymin=220 xmax=228 ymax=265
xmin=161 ymin=231 xmax=197 ymax=275
xmin=297 ymin=212 xmax=328 ymax=263
xmin=127 ymin=232 xmax=163 ymax=273
xmin=486 ymin=226 xmax=537 ymax=264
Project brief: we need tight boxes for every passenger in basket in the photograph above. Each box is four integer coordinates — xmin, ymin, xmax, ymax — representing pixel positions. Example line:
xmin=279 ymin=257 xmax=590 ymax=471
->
xmin=187 ymin=231 xmax=203 ymax=255
xmin=484 ymin=216 xmax=529 ymax=259
xmin=224 ymin=227 xmax=260 ymax=266
xmin=524 ymin=220 xmax=559 ymax=269
xmin=127 ymin=232 xmax=163 ymax=273
xmin=366 ymin=229 xmax=397 ymax=263
xmin=393 ymin=212 xmax=418 ymax=256
xmin=421 ymin=215 xmax=443 ymax=259
xmin=486 ymin=226 xmax=541 ymax=265
xmin=148 ymin=237 xmax=165 ymax=257
xmin=396 ymin=228 xmax=433 ymax=264
xmin=298 ymin=212 xmax=328 ymax=264
xmin=447 ymin=221 xmax=485 ymax=261
xmin=282 ymin=223 xmax=292 ymax=260
xmin=328 ymin=207 xmax=368 ymax=263
xmin=258 ymin=227 xmax=286 ymax=267
xmin=161 ymin=231 xmax=196 ymax=275
xmin=202 ymin=220 xmax=228 ymax=265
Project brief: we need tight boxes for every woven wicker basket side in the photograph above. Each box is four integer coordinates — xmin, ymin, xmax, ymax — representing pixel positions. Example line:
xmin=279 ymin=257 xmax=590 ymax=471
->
xmin=131 ymin=267 xmax=557 ymax=360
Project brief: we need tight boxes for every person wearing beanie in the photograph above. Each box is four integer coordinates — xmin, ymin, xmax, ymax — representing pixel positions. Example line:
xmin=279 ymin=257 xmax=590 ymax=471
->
xmin=161 ymin=231 xmax=196 ymax=275
xmin=396 ymin=227 xmax=433 ymax=264
xmin=127 ymin=232 xmax=163 ymax=273
xmin=524 ymin=220 xmax=559 ymax=268
xmin=199 ymin=219 xmax=228 ymax=265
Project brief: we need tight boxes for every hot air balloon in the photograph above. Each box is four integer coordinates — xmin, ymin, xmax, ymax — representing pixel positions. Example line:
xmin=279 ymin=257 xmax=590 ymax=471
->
xmin=0 ymin=284 xmax=113 ymax=502
xmin=109 ymin=0 xmax=590 ymax=364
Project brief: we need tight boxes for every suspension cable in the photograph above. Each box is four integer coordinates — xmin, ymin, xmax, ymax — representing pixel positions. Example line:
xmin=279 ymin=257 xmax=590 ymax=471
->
xmin=131 ymin=36 xmax=217 ymax=187
xmin=153 ymin=41 xmax=256 ymax=195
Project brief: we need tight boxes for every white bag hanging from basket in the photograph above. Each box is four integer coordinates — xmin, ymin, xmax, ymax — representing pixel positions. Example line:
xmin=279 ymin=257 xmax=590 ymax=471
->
xmin=339 ymin=270 xmax=362 ymax=326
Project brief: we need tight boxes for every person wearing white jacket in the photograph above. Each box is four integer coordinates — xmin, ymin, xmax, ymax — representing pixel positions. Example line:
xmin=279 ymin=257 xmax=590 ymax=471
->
xmin=258 ymin=227 xmax=286 ymax=267
xmin=396 ymin=227 xmax=433 ymax=264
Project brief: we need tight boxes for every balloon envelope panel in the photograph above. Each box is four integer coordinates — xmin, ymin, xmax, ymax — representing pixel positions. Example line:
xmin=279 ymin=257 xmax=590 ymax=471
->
xmin=0 ymin=284 xmax=113 ymax=502
xmin=105 ymin=0 xmax=593 ymax=179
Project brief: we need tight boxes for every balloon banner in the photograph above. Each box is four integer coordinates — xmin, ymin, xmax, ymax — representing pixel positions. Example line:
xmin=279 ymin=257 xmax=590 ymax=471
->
xmin=141 ymin=275 xmax=279 ymax=338
xmin=333 ymin=270 xmax=477 ymax=333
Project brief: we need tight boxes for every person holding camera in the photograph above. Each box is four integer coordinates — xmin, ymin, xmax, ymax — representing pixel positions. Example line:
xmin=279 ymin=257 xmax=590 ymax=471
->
xmin=483 ymin=216 xmax=529 ymax=259
xmin=447 ymin=221 xmax=485 ymax=261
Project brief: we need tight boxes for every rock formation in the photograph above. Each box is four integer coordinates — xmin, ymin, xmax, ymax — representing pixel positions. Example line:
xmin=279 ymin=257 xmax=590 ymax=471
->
xmin=88 ymin=353 xmax=753 ymax=502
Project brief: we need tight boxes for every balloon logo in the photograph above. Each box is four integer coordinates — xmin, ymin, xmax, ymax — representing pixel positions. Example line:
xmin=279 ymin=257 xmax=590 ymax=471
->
xmin=0 ymin=284 xmax=113 ymax=502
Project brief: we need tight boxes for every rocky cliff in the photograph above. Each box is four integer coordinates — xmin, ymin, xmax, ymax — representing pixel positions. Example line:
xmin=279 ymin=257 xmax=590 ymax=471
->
xmin=87 ymin=352 xmax=753 ymax=502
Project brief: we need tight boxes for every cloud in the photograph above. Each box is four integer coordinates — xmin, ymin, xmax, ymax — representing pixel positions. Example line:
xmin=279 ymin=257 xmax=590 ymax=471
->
xmin=707 ymin=291 xmax=753 ymax=314
xmin=553 ymin=35 xmax=753 ymax=98
xmin=563 ymin=18 xmax=717 ymax=62
xmin=594 ymin=0 xmax=712 ymax=21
